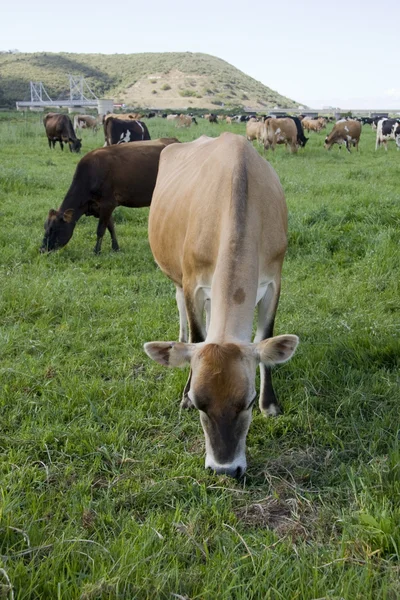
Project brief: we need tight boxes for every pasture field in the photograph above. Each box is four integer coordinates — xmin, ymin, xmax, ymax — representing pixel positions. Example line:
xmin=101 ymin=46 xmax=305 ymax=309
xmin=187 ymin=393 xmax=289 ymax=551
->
xmin=0 ymin=112 xmax=399 ymax=599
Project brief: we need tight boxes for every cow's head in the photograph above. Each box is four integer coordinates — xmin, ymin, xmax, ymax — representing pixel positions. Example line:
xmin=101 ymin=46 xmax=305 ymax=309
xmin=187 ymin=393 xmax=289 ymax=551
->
xmin=40 ymin=208 xmax=75 ymax=252
xmin=299 ymin=136 xmax=309 ymax=148
xmin=69 ymin=138 xmax=82 ymax=153
xmin=144 ymin=335 xmax=298 ymax=478
xmin=324 ymin=136 xmax=332 ymax=150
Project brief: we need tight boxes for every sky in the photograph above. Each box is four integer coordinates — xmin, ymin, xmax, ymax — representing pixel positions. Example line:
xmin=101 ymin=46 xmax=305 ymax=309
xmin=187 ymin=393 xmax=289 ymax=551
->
xmin=3 ymin=0 xmax=400 ymax=109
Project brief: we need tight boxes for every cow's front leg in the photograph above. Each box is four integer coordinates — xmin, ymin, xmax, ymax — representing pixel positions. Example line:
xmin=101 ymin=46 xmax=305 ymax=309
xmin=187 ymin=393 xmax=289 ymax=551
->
xmin=255 ymin=282 xmax=282 ymax=417
xmin=180 ymin=285 xmax=205 ymax=409
xmin=176 ymin=286 xmax=188 ymax=343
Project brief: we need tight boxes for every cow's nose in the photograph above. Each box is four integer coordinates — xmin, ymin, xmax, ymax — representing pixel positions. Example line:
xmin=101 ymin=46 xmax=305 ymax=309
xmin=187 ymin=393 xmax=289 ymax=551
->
xmin=209 ymin=465 xmax=244 ymax=479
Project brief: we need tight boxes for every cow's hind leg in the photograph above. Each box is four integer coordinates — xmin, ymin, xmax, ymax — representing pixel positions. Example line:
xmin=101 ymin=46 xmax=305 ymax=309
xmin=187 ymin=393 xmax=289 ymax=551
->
xmin=107 ymin=216 xmax=119 ymax=251
xmin=255 ymin=281 xmax=282 ymax=417
xmin=94 ymin=208 xmax=117 ymax=254
xmin=181 ymin=285 xmax=206 ymax=409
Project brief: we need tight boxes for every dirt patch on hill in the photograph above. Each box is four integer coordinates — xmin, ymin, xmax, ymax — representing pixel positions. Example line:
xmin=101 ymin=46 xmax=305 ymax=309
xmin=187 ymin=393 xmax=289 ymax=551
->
xmin=120 ymin=69 xmax=265 ymax=110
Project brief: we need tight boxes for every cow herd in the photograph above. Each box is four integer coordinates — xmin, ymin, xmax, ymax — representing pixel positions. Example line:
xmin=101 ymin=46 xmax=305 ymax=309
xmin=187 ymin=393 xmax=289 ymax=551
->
xmin=246 ymin=114 xmax=400 ymax=153
xmin=39 ymin=108 xmax=398 ymax=476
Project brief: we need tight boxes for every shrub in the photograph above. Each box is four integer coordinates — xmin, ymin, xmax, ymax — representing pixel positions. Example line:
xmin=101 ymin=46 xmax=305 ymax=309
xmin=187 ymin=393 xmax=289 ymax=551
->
xmin=161 ymin=83 xmax=171 ymax=91
xmin=179 ymin=89 xmax=197 ymax=97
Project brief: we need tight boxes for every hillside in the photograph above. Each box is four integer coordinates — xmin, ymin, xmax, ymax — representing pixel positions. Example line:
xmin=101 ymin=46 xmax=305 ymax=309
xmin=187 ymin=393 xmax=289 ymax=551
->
xmin=0 ymin=51 xmax=300 ymax=110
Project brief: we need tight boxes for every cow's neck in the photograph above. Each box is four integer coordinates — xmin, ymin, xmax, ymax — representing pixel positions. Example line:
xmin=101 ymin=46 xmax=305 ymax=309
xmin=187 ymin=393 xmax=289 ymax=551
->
xmin=206 ymin=244 xmax=259 ymax=344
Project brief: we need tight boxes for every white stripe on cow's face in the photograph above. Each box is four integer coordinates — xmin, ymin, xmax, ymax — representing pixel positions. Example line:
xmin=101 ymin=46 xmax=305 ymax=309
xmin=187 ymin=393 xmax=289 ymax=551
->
xmin=344 ymin=126 xmax=349 ymax=132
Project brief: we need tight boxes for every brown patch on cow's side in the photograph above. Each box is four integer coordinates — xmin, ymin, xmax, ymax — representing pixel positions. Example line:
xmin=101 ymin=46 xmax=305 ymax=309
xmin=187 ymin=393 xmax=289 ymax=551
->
xmin=233 ymin=287 xmax=246 ymax=304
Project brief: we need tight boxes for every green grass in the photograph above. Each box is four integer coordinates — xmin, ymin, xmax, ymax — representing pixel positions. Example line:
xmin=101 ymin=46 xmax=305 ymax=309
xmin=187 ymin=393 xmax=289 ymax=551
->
xmin=0 ymin=113 xmax=399 ymax=599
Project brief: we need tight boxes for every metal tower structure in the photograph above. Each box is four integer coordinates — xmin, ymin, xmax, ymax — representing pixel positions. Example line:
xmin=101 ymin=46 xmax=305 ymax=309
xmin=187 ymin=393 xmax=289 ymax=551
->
xmin=30 ymin=81 xmax=53 ymax=104
xmin=17 ymin=76 xmax=99 ymax=109
xmin=68 ymin=74 xmax=98 ymax=103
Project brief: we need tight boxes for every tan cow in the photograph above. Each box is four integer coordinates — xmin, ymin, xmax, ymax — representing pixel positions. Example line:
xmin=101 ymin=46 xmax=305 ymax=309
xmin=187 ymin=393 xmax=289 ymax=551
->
xmin=166 ymin=114 xmax=179 ymax=121
xmin=177 ymin=114 xmax=193 ymax=127
xmin=302 ymin=118 xmax=323 ymax=133
xmin=73 ymin=114 xmax=98 ymax=133
xmin=103 ymin=113 xmax=141 ymax=123
xmin=246 ymin=120 xmax=264 ymax=144
xmin=263 ymin=118 xmax=299 ymax=153
xmin=324 ymin=120 xmax=362 ymax=152
xmin=144 ymin=134 xmax=298 ymax=477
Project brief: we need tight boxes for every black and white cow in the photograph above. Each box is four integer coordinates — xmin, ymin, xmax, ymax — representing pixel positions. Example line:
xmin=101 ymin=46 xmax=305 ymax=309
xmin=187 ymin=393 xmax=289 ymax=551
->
xmin=103 ymin=117 xmax=151 ymax=146
xmin=375 ymin=118 xmax=400 ymax=151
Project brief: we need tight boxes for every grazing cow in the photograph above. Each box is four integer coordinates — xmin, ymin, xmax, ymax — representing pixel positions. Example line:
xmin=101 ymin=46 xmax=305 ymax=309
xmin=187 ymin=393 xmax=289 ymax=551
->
xmin=246 ymin=119 xmax=264 ymax=144
xmin=144 ymin=134 xmax=298 ymax=477
xmin=43 ymin=113 xmax=82 ymax=153
xmin=166 ymin=114 xmax=179 ymax=121
xmin=226 ymin=116 xmax=232 ymax=125
xmin=263 ymin=117 xmax=299 ymax=153
xmin=103 ymin=117 xmax=150 ymax=146
xmin=274 ymin=116 xmax=308 ymax=148
xmin=176 ymin=114 xmax=198 ymax=127
xmin=324 ymin=119 xmax=362 ymax=152
xmin=375 ymin=118 xmax=400 ymax=151
xmin=302 ymin=118 xmax=324 ymax=133
xmin=73 ymin=114 xmax=98 ymax=133
xmin=208 ymin=114 xmax=218 ymax=123
xmin=40 ymin=138 xmax=179 ymax=254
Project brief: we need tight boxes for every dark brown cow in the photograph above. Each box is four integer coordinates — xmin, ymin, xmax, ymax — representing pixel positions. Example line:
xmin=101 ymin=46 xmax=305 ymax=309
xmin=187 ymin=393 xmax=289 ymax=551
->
xmin=43 ymin=113 xmax=82 ymax=153
xmin=40 ymin=138 xmax=179 ymax=254
xmin=103 ymin=116 xmax=151 ymax=146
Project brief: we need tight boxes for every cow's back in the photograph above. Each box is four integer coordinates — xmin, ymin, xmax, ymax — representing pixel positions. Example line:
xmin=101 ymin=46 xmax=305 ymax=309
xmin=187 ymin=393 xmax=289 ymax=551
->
xmin=45 ymin=114 xmax=72 ymax=137
xmin=330 ymin=120 xmax=361 ymax=141
xmin=149 ymin=133 xmax=287 ymax=286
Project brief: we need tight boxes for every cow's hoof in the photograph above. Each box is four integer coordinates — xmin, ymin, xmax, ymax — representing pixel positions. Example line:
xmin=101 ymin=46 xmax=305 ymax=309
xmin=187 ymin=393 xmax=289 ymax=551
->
xmin=180 ymin=394 xmax=194 ymax=409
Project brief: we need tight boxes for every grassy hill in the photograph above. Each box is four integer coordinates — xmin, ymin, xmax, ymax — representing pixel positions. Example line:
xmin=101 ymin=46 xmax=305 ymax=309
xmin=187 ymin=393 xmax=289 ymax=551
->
xmin=0 ymin=51 xmax=300 ymax=110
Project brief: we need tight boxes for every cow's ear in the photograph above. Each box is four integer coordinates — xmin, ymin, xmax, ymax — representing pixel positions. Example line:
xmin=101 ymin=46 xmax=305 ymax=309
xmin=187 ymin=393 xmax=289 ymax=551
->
xmin=144 ymin=341 xmax=195 ymax=367
xmin=62 ymin=209 xmax=74 ymax=223
xmin=48 ymin=209 xmax=57 ymax=219
xmin=255 ymin=335 xmax=299 ymax=365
